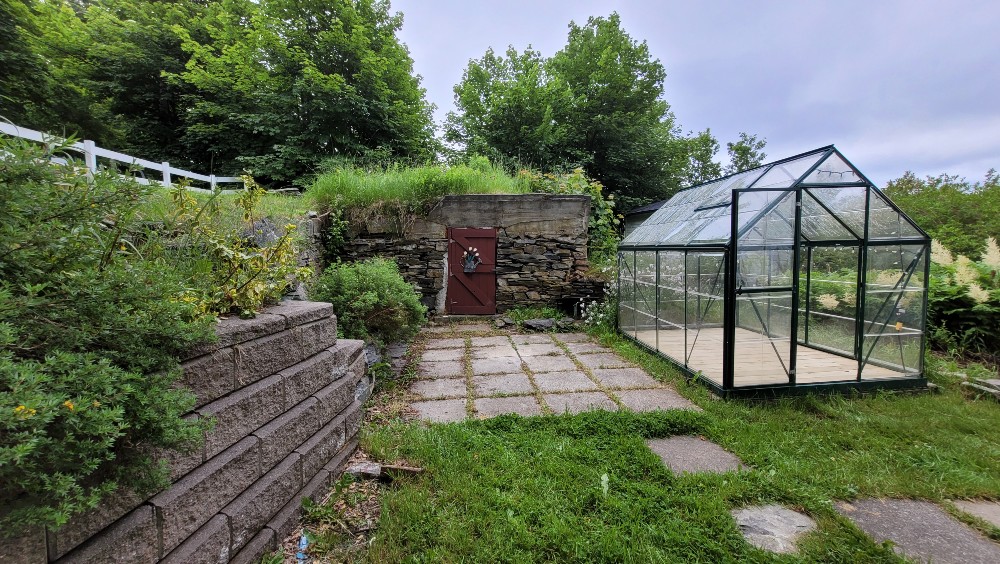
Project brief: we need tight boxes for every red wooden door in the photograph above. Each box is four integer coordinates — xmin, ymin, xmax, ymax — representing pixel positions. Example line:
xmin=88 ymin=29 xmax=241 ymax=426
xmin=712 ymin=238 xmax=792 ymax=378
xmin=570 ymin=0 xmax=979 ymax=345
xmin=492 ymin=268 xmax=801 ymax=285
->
xmin=446 ymin=227 xmax=497 ymax=314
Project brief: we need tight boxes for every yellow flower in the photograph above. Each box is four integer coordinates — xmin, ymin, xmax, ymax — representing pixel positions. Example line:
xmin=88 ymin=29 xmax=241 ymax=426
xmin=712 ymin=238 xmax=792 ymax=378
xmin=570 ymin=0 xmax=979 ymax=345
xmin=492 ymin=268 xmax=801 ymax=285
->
xmin=92 ymin=400 xmax=101 ymax=408
xmin=63 ymin=400 xmax=75 ymax=411
xmin=14 ymin=405 xmax=36 ymax=419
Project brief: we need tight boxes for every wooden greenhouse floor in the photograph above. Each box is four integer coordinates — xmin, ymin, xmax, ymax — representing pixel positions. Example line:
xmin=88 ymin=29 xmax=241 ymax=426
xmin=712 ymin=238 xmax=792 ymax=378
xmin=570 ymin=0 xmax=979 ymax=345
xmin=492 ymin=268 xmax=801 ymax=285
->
xmin=634 ymin=327 xmax=905 ymax=387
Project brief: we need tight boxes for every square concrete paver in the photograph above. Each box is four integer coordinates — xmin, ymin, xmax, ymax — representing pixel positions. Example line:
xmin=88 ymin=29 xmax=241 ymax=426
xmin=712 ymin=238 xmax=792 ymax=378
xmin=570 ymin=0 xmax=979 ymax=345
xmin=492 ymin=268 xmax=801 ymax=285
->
xmin=472 ymin=356 xmax=523 ymax=375
xmin=411 ymin=399 xmax=468 ymax=423
xmin=731 ymin=505 xmax=816 ymax=554
xmin=954 ymin=500 xmax=1000 ymax=529
xmin=836 ymin=499 xmax=1000 ymax=564
xmin=552 ymin=333 xmax=591 ymax=343
xmin=454 ymin=323 xmax=492 ymax=332
xmin=533 ymin=371 xmax=599 ymax=393
xmin=592 ymin=368 xmax=661 ymax=389
xmin=423 ymin=338 xmax=466 ymax=349
xmin=646 ymin=436 xmax=744 ymax=474
xmin=564 ymin=342 xmax=613 ymax=355
xmin=475 ymin=396 xmax=543 ymax=418
xmin=421 ymin=348 xmax=465 ymax=362
xmin=523 ymin=355 xmax=578 ymax=373
xmin=410 ymin=378 xmax=467 ymax=400
xmin=617 ymin=389 xmax=700 ymax=412
xmin=470 ymin=335 xmax=511 ymax=347
xmin=516 ymin=343 xmax=563 ymax=357
xmin=575 ymin=353 xmax=635 ymax=370
xmin=417 ymin=360 xmax=465 ymax=379
xmin=471 ymin=345 xmax=518 ymax=359
xmin=472 ymin=374 xmax=534 ymax=397
xmin=511 ymin=335 xmax=555 ymax=345
xmin=544 ymin=392 xmax=617 ymax=414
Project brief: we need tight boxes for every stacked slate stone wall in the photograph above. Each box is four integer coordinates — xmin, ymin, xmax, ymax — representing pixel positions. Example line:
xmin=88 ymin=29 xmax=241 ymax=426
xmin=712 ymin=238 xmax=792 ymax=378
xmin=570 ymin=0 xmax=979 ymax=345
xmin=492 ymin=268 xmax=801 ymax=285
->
xmin=340 ymin=194 xmax=605 ymax=313
xmin=3 ymin=301 xmax=368 ymax=564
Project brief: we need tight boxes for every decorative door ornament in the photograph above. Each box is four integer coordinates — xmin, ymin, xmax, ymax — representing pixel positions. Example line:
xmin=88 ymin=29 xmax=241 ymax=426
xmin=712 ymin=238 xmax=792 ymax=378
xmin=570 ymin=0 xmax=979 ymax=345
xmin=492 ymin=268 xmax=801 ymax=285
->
xmin=462 ymin=247 xmax=482 ymax=272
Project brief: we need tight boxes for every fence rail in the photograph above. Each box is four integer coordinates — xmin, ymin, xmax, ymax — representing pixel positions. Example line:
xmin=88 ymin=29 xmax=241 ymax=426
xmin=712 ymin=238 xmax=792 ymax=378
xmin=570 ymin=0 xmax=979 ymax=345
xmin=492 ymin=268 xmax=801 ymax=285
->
xmin=0 ymin=121 xmax=244 ymax=193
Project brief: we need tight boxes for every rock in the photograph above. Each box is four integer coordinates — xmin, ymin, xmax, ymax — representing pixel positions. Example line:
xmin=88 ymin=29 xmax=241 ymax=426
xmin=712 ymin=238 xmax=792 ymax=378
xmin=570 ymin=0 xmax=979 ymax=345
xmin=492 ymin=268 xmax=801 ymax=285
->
xmin=241 ymin=218 xmax=282 ymax=247
xmin=522 ymin=318 xmax=555 ymax=331
xmin=345 ymin=461 xmax=382 ymax=480
xmin=494 ymin=318 xmax=508 ymax=329
xmin=364 ymin=344 xmax=382 ymax=366
xmin=731 ymin=505 xmax=816 ymax=554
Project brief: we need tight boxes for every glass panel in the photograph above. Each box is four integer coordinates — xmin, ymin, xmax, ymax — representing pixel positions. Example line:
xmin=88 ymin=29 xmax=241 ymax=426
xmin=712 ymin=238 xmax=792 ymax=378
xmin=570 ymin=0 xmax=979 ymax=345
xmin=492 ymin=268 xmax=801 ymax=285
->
xmin=739 ymin=191 xmax=795 ymax=247
xmin=801 ymin=190 xmax=860 ymax=240
xmin=617 ymin=252 xmax=636 ymax=337
xmin=748 ymin=152 xmax=825 ymax=189
xmin=808 ymin=186 xmax=867 ymax=236
xmin=635 ymin=251 xmax=658 ymax=349
xmin=685 ymin=252 xmax=726 ymax=385
xmin=869 ymin=190 xmax=925 ymax=240
xmin=736 ymin=189 xmax=791 ymax=231
xmin=802 ymin=246 xmax=859 ymax=356
xmin=861 ymin=244 xmax=927 ymax=378
xmin=734 ymin=291 xmax=792 ymax=386
xmin=656 ymin=251 xmax=686 ymax=362
xmin=737 ymin=247 xmax=793 ymax=289
xmin=802 ymin=152 xmax=861 ymax=183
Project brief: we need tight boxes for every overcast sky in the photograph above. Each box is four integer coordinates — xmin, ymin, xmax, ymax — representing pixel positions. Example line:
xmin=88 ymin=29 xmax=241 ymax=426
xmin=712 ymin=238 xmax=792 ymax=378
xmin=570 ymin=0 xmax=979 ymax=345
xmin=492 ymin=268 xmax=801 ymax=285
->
xmin=392 ymin=0 xmax=999 ymax=187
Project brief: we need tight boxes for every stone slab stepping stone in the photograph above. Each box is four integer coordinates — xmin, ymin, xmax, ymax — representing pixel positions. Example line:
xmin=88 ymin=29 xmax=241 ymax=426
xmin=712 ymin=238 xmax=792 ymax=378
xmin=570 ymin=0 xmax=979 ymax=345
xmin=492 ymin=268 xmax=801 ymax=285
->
xmin=731 ymin=505 xmax=816 ymax=554
xmin=454 ymin=323 xmax=492 ymax=333
xmin=575 ymin=353 xmax=635 ymax=370
xmin=544 ymin=392 xmax=617 ymax=414
xmin=511 ymin=335 xmax=554 ymax=345
xmin=646 ymin=436 xmax=744 ymax=474
xmin=421 ymin=348 xmax=465 ymax=362
xmin=617 ymin=388 xmax=701 ymax=412
xmin=423 ymin=338 xmax=466 ymax=350
xmin=411 ymin=399 xmax=468 ymax=423
xmin=471 ymin=344 xmax=518 ymax=359
xmin=474 ymin=396 xmax=543 ymax=418
xmin=592 ymin=368 xmax=661 ymax=389
xmin=552 ymin=333 xmax=591 ymax=343
xmin=954 ymin=500 xmax=1000 ymax=528
xmin=472 ymin=374 xmax=534 ymax=396
xmin=514 ymin=343 xmax=563 ymax=357
xmin=472 ymin=356 xmax=523 ymax=375
xmin=410 ymin=378 xmax=467 ymax=400
xmin=533 ymin=371 xmax=599 ymax=393
xmin=836 ymin=498 xmax=1000 ymax=564
xmin=417 ymin=360 xmax=465 ymax=379
xmin=522 ymin=355 xmax=578 ymax=373
xmin=564 ymin=342 xmax=611 ymax=355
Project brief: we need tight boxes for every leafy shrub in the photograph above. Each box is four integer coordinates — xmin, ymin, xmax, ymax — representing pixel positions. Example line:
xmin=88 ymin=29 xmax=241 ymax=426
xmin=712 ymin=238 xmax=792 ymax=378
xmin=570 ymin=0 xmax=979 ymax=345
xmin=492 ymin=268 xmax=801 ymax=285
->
xmin=926 ymin=240 xmax=1000 ymax=360
xmin=0 ymin=137 xmax=213 ymax=532
xmin=310 ymin=258 xmax=427 ymax=346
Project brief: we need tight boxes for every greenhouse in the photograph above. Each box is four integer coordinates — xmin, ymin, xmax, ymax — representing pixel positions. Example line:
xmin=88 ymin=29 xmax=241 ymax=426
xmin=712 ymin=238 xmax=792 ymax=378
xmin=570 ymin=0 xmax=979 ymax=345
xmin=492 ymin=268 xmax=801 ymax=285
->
xmin=618 ymin=146 xmax=930 ymax=396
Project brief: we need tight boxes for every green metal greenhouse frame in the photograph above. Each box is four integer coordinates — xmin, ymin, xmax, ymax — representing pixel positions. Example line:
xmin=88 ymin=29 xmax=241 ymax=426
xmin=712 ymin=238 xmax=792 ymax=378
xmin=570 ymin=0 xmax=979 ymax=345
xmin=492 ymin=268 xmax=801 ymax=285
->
xmin=617 ymin=146 xmax=930 ymax=397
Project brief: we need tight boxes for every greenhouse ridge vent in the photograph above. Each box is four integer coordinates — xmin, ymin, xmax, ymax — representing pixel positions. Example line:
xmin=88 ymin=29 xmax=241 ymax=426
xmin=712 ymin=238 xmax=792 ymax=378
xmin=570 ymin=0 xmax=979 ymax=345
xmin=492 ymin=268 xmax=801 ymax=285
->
xmin=617 ymin=145 xmax=930 ymax=397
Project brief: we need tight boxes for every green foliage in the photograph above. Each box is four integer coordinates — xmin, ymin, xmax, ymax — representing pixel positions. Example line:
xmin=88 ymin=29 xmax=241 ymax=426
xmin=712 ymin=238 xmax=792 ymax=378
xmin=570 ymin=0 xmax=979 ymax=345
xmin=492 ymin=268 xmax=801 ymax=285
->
xmin=926 ymin=243 xmax=1000 ymax=360
xmin=310 ymin=258 xmax=427 ymax=346
xmin=884 ymin=169 xmax=1000 ymax=260
xmin=0 ymin=136 xmax=213 ymax=532
xmin=724 ymin=132 xmax=767 ymax=175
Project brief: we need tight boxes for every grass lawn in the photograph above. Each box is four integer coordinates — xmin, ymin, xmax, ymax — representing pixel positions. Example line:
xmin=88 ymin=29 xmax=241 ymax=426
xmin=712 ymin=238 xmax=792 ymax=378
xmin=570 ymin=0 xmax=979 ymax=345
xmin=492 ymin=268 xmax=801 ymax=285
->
xmin=315 ymin=327 xmax=1000 ymax=563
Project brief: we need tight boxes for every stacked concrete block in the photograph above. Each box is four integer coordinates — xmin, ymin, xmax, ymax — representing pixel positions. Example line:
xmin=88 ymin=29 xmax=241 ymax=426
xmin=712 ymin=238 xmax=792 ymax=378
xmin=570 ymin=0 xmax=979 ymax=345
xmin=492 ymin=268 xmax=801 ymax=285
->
xmin=1 ymin=301 xmax=365 ymax=564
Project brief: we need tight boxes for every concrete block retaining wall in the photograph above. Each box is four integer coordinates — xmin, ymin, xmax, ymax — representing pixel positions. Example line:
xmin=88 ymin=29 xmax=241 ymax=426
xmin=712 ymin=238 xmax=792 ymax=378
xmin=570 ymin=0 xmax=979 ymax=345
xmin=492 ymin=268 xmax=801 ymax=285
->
xmin=3 ymin=301 xmax=367 ymax=564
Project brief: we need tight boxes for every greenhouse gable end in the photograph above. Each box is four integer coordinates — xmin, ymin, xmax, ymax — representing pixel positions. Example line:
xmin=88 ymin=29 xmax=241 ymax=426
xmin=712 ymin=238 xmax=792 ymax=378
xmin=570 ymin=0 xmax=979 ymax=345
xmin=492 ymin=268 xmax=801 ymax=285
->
xmin=617 ymin=146 xmax=929 ymax=397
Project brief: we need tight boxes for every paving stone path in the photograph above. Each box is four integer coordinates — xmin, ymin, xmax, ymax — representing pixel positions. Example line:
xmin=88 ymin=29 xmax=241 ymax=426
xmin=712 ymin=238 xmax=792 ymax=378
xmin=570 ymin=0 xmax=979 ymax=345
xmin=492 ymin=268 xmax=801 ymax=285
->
xmin=408 ymin=326 xmax=699 ymax=422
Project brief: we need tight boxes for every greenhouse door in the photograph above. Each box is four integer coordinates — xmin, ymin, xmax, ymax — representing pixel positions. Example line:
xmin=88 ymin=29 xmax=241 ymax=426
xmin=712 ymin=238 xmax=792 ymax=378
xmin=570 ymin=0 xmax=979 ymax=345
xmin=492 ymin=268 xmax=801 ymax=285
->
xmin=446 ymin=227 xmax=496 ymax=315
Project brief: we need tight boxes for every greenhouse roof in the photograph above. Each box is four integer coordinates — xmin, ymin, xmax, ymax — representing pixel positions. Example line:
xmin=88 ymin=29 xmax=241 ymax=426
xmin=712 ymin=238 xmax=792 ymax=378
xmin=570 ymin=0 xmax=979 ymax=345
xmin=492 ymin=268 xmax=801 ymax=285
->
xmin=620 ymin=145 xmax=928 ymax=248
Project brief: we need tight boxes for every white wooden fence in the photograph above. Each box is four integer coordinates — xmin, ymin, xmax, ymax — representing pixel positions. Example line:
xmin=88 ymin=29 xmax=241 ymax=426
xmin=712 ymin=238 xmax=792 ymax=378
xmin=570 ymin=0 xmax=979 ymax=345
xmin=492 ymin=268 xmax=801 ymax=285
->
xmin=0 ymin=121 xmax=244 ymax=193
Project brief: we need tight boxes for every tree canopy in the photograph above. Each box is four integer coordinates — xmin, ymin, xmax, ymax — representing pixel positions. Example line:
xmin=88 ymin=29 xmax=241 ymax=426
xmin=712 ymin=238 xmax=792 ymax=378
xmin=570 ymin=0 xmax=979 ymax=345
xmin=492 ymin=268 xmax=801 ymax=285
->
xmin=4 ymin=0 xmax=436 ymax=185
xmin=446 ymin=13 xmax=758 ymax=207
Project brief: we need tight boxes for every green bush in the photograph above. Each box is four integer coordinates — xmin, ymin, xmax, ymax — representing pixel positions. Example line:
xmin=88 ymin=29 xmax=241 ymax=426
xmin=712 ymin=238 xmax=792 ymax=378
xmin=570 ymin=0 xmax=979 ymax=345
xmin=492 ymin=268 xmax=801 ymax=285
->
xmin=309 ymin=258 xmax=427 ymax=346
xmin=0 ymin=136 xmax=214 ymax=532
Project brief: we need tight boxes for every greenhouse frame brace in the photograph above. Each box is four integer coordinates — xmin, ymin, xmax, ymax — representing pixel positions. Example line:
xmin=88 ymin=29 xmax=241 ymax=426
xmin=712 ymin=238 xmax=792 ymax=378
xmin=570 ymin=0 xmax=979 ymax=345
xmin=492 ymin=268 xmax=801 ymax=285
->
xmin=617 ymin=146 xmax=930 ymax=397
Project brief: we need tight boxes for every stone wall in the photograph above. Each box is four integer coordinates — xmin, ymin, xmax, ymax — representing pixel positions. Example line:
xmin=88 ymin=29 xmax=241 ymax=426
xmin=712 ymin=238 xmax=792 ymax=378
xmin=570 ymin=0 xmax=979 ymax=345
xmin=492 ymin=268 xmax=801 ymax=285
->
xmin=3 ymin=301 xmax=367 ymax=564
xmin=341 ymin=194 xmax=604 ymax=313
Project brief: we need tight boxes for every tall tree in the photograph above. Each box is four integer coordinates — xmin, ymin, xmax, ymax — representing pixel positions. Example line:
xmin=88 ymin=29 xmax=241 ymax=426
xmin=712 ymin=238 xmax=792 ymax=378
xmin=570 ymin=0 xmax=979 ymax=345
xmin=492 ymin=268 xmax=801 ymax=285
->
xmin=683 ymin=128 xmax=722 ymax=186
xmin=173 ymin=0 xmax=436 ymax=184
xmin=725 ymin=132 xmax=767 ymax=174
xmin=447 ymin=13 xmax=690 ymax=203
